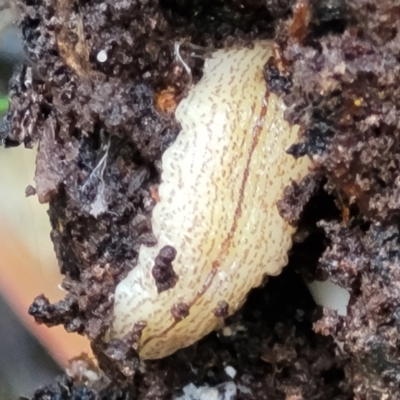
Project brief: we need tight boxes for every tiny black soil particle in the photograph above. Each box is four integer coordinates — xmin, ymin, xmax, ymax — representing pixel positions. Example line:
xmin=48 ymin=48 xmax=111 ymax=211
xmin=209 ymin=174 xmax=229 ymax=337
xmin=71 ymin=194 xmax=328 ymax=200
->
xmin=213 ymin=300 xmax=230 ymax=318
xmin=152 ymin=245 xmax=179 ymax=293
xmin=170 ymin=302 xmax=190 ymax=321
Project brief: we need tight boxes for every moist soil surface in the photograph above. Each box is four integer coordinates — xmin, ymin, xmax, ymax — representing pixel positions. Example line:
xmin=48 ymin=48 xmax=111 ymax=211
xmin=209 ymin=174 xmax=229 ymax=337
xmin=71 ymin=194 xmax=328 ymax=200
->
xmin=4 ymin=1 xmax=400 ymax=399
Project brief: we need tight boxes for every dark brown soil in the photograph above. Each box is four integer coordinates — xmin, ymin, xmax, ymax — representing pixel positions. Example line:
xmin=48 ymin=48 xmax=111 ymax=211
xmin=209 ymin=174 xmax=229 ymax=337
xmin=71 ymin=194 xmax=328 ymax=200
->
xmin=3 ymin=1 xmax=400 ymax=399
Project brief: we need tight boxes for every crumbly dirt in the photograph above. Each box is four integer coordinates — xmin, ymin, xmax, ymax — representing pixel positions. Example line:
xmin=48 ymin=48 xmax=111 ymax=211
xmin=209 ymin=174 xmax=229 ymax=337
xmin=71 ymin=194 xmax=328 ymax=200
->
xmin=3 ymin=0 xmax=400 ymax=399
xmin=269 ymin=1 xmax=400 ymax=398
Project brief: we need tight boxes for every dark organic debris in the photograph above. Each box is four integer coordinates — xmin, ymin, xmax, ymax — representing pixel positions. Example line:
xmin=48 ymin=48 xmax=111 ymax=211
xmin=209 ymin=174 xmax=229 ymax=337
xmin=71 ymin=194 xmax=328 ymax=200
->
xmin=152 ymin=245 xmax=178 ymax=293
xmin=272 ymin=0 xmax=400 ymax=397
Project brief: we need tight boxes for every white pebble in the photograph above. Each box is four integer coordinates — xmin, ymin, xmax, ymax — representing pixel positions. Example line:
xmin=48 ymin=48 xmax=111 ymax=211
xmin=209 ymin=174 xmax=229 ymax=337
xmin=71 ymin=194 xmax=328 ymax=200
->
xmin=96 ymin=50 xmax=107 ymax=63
xmin=175 ymin=382 xmax=237 ymax=400
xmin=307 ymin=280 xmax=350 ymax=316
xmin=224 ymin=366 xmax=237 ymax=379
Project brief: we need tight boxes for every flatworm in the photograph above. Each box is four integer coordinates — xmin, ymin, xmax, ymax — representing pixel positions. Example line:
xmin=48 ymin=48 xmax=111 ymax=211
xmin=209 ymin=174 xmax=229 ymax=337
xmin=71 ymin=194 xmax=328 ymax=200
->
xmin=111 ymin=41 xmax=312 ymax=360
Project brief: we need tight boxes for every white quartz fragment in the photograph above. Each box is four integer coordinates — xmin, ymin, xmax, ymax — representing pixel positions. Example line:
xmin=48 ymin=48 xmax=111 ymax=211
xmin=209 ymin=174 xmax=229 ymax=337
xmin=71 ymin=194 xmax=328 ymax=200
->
xmin=96 ymin=50 xmax=107 ymax=62
xmin=175 ymin=382 xmax=237 ymax=400
xmin=307 ymin=280 xmax=350 ymax=316
xmin=224 ymin=365 xmax=237 ymax=379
